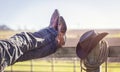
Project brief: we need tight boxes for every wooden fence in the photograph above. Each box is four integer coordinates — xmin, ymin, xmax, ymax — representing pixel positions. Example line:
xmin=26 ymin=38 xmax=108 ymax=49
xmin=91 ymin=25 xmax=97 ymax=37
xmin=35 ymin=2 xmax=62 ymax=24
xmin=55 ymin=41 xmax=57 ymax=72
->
xmin=4 ymin=46 xmax=120 ymax=72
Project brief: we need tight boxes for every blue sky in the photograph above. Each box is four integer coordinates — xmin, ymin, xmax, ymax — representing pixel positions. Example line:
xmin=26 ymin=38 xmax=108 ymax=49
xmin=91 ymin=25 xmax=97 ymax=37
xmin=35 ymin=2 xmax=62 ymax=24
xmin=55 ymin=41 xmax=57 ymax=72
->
xmin=0 ymin=0 xmax=120 ymax=30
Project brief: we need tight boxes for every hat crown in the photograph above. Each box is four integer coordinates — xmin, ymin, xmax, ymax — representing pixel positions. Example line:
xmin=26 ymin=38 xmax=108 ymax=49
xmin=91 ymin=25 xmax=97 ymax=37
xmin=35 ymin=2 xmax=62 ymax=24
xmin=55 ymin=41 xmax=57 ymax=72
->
xmin=80 ymin=30 xmax=96 ymax=43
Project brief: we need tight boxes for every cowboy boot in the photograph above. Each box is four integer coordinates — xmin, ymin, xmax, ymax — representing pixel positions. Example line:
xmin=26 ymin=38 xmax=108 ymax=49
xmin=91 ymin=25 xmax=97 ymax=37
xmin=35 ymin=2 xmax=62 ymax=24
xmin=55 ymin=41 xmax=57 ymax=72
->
xmin=49 ymin=9 xmax=59 ymax=30
xmin=56 ymin=16 xmax=67 ymax=47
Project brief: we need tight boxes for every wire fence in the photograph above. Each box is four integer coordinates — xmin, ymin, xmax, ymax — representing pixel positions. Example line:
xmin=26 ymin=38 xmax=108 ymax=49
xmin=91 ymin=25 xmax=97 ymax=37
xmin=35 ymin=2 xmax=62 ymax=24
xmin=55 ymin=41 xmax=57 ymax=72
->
xmin=4 ymin=57 xmax=120 ymax=72
xmin=4 ymin=46 xmax=120 ymax=72
xmin=5 ymin=58 xmax=81 ymax=72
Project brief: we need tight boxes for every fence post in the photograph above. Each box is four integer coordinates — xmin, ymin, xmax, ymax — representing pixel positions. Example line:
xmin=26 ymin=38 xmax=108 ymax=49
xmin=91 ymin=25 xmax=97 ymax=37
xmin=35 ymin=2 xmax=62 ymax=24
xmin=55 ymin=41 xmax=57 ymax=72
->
xmin=11 ymin=65 xmax=13 ymax=72
xmin=30 ymin=60 xmax=33 ymax=72
xmin=51 ymin=54 xmax=55 ymax=72
xmin=73 ymin=58 xmax=77 ymax=72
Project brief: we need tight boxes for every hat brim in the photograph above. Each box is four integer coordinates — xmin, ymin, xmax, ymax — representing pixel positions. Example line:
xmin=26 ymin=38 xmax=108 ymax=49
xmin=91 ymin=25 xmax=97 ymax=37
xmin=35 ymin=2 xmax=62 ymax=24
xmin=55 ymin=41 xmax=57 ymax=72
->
xmin=76 ymin=32 xmax=108 ymax=59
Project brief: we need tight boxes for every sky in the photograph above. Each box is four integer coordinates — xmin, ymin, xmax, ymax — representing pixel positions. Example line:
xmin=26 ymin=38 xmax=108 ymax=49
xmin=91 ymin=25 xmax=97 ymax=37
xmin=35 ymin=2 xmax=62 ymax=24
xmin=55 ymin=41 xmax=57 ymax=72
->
xmin=0 ymin=0 xmax=120 ymax=30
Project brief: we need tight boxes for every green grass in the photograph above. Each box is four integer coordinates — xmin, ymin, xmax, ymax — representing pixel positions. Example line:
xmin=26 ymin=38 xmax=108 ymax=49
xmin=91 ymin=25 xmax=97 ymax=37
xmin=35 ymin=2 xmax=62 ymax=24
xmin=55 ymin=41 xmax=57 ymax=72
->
xmin=4 ymin=59 xmax=120 ymax=72
xmin=5 ymin=59 xmax=80 ymax=72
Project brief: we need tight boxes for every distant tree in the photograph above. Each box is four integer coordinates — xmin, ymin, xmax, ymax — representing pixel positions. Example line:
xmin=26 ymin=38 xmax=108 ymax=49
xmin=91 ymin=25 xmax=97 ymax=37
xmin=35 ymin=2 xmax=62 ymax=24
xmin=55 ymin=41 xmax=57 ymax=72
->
xmin=0 ymin=25 xmax=12 ymax=30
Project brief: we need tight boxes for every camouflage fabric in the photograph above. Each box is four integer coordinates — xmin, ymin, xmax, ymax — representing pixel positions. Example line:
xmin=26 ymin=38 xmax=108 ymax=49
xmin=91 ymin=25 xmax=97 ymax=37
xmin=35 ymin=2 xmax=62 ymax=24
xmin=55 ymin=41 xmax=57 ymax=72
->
xmin=0 ymin=27 xmax=58 ymax=71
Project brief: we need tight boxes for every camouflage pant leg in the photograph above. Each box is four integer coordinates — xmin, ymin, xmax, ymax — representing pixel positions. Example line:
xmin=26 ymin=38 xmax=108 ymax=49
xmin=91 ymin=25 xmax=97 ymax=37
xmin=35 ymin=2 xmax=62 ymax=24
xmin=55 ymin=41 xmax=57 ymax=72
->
xmin=0 ymin=27 xmax=58 ymax=71
xmin=17 ymin=27 xmax=58 ymax=62
xmin=0 ymin=32 xmax=37 ymax=71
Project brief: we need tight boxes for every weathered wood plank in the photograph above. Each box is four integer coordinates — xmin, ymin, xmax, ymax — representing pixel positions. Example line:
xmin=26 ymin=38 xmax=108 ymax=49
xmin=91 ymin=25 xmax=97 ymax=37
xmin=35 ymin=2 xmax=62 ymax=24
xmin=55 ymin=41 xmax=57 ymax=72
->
xmin=55 ymin=46 xmax=120 ymax=57
xmin=54 ymin=46 xmax=120 ymax=58
xmin=108 ymin=46 xmax=120 ymax=57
